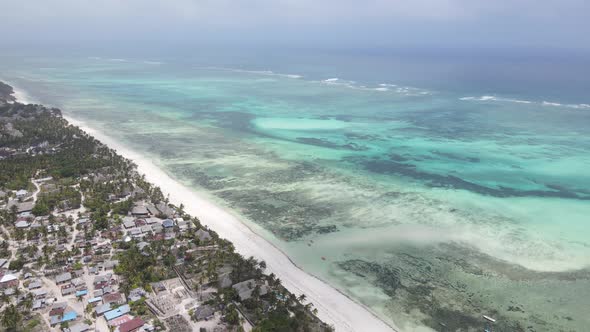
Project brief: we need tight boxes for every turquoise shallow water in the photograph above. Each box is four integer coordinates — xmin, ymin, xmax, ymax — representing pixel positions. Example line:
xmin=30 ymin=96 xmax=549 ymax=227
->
xmin=2 ymin=54 xmax=590 ymax=331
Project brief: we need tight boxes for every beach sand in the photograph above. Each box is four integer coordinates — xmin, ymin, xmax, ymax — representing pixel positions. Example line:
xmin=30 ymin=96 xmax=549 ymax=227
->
xmin=9 ymin=84 xmax=397 ymax=332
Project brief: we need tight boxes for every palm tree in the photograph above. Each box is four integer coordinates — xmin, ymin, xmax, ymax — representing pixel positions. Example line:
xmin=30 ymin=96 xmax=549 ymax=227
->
xmin=298 ymin=293 xmax=307 ymax=303
xmin=1 ymin=304 xmax=22 ymax=330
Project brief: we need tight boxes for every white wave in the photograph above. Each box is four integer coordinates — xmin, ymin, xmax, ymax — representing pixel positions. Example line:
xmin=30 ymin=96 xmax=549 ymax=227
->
xmin=108 ymin=58 xmax=127 ymax=62
xmin=480 ymin=95 xmax=497 ymax=101
xmin=88 ymin=56 xmax=102 ymax=60
xmin=505 ymin=98 xmax=532 ymax=104
xmin=0 ymin=79 xmax=38 ymax=105
xmin=374 ymin=87 xmax=389 ymax=92
xmin=323 ymin=78 xmax=340 ymax=82
xmin=461 ymin=95 xmax=588 ymax=110
xmin=460 ymin=95 xmax=496 ymax=101
xmin=543 ymin=101 xmax=590 ymax=109
xmin=379 ymin=83 xmax=397 ymax=87
xmin=203 ymin=67 xmax=302 ymax=79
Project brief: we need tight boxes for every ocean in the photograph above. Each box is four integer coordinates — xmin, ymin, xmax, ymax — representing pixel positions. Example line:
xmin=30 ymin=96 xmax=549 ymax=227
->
xmin=1 ymin=47 xmax=589 ymax=331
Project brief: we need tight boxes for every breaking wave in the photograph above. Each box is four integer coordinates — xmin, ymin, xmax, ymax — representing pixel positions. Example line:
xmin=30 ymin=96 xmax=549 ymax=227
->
xmin=460 ymin=95 xmax=589 ymax=109
xmin=203 ymin=67 xmax=303 ymax=79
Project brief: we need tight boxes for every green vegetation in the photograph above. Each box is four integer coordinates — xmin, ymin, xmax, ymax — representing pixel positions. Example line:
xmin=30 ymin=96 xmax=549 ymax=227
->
xmin=0 ymin=85 xmax=332 ymax=332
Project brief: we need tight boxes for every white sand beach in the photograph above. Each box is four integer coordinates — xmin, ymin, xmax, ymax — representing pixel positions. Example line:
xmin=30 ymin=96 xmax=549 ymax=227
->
xmin=9 ymin=85 xmax=397 ymax=332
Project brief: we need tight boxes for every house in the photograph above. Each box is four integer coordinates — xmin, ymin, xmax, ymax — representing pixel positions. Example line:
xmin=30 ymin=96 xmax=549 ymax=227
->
xmin=8 ymin=201 xmax=34 ymax=214
xmin=32 ymin=299 xmax=44 ymax=310
xmin=66 ymin=322 xmax=91 ymax=332
xmin=232 ymin=279 xmax=269 ymax=301
xmin=71 ymin=277 xmax=85 ymax=288
xmin=50 ymin=302 xmax=67 ymax=314
xmin=104 ymin=304 xmax=130 ymax=321
xmin=194 ymin=305 xmax=216 ymax=321
xmin=77 ymin=218 xmax=90 ymax=226
xmin=32 ymin=289 xmax=47 ymax=299
xmin=137 ymin=242 xmax=150 ymax=251
xmin=95 ymin=303 xmax=112 ymax=316
xmin=156 ymin=202 xmax=175 ymax=218
xmin=145 ymin=203 xmax=159 ymax=216
xmin=61 ymin=285 xmax=76 ymax=296
xmin=0 ymin=274 xmax=18 ymax=289
xmin=103 ymin=292 xmax=125 ymax=305
xmin=196 ymin=229 xmax=212 ymax=242
xmin=218 ymin=273 xmax=232 ymax=289
xmin=15 ymin=220 xmax=30 ymax=228
xmin=87 ymin=296 xmax=102 ymax=306
xmin=50 ymin=310 xmax=77 ymax=326
xmin=162 ymin=219 xmax=175 ymax=228
xmin=123 ymin=220 xmax=136 ymax=229
xmin=30 ymin=220 xmax=42 ymax=229
xmin=129 ymin=228 xmax=142 ymax=238
xmin=62 ymin=311 xmax=78 ymax=323
xmin=145 ymin=217 xmax=160 ymax=224
xmin=16 ymin=189 xmax=27 ymax=199
xmin=55 ymin=272 xmax=72 ymax=285
xmin=28 ymin=280 xmax=42 ymax=290
xmin=103 ymin=260 xmax=118 ymax=270
xmin=0 ymin=259 xmax=8 ymax=269
xmin=75 ymin=290 xmax=88 ymax=297
xmin=116 ymin=317 xmax=145 ymax=332
xmin=131 ymin=205 xmax=149 ymax=218
xmin=109 ymin=314 xmax=133 ymax=328
xmin=128 ymin=288 xmax=146 ymax=302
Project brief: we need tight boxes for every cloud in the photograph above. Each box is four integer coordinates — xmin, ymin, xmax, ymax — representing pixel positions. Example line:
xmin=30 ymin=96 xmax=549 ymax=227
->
xmin=0 ymin=0 xmax=588 ymax=49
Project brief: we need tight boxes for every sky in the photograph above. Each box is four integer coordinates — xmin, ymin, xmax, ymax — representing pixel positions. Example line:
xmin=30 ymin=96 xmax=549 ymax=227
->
xmin=1 ymin=0 xmax=589 ymax=52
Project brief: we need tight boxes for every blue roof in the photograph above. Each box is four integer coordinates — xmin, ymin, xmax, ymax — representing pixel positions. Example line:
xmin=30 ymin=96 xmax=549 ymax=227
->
xmin=162 ymin=219 xmax=174 ymax=227
xmin=104 ymin=304 xmax=130 ymax=321
xmin=76 ymin=290 xmax=88 ymax=297
xmin=88 ymin=296 xmax=102 ymax=303
xmin=62 ymin=311 xmax=78 ymax=322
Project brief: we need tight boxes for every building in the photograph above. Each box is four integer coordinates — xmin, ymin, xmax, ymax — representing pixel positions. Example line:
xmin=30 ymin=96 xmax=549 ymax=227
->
xmin=103 ymin=292 xmax=125 ymax=305
xmin=16 ymin=189 xmax=27 ymax=199
xmin=123 ymin=220 xmax=136 ymax=229
xmin=61 ymin=285 xmax=76 ymax=296
xmin=87 ymin=296 xmax=102 ymax=307
xmin=28 ymin=280 xmax=42 ymax=290
xmin=95 ymin=303 xmax=112 ymax=316
xmin=7 ymin=200 xmax=34 ymax=214
xmin=15 ymin=220 xmax=30 ymax=228
xmin=66 ymin=322 xmax=91 ymax=332
xmin=162 ymin=219 xmax=175 ymax=229
xmin=116 ymin=317 xmax=145 ymax=332
xmin=0 ymin=274 xmax=18 ymax=289
xmin=55 ymin=272 xmax=72 ymax=285
xmin=131 ymin=205 xmax=149 ymax=218
xmin=50 ymin=310 xmax=78 ymax=326
xmin=194 ymin=305 xmax=216 ymax=321
xmin=196 ymin=229 xmax=212 ymax=242
xmin=232 ymin=279 xmax=269 ymax=301
xmin=104 ymin=304 xmax=130 ymax=321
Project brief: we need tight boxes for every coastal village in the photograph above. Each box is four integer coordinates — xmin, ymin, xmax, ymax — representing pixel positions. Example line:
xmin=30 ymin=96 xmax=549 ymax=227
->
xmin=0 ymin=82 xmax=332 ymax=332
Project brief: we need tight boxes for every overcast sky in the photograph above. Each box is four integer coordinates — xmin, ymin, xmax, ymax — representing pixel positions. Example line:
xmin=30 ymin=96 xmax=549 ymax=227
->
xmin=1 ymin=0 xmax=588 ymax=51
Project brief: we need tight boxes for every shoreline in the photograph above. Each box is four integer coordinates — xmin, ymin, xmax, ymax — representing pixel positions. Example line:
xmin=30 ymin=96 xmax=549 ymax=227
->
xmin=9 ymin=82 xmax=397 ymax=332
